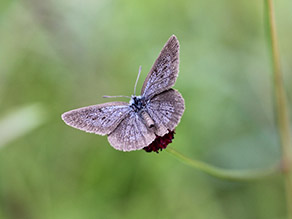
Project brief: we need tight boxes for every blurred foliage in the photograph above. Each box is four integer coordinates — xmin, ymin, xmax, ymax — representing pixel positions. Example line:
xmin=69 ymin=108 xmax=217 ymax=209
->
xmin=0 ymin=0 xmax=292 ymax=218
xmin=0 ymin=103 xmax=46 ymax=148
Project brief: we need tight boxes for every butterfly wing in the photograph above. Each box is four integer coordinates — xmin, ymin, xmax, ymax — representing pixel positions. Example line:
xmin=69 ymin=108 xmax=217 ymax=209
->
xmin=61 ymin=102 xmax=131 ymax=136
xmin=146 ymin=89 xmax=185 ymax=136
xmin=108 ymin=110 xmax=156 ymax=151
xmin=141 ymin=35 xmax=180 ymax=100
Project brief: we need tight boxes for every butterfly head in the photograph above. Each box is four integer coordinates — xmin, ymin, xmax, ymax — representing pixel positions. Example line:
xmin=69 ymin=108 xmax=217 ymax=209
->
xmin=129 ymin=95 xmax=146 ymax=112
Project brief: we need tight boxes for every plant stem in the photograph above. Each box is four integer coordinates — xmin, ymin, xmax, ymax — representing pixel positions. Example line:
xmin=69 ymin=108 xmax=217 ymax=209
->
xmin=266 ymin=0 xmax=292 ymax=218
xmin=166 ymin=147 xmax=278 ymax=181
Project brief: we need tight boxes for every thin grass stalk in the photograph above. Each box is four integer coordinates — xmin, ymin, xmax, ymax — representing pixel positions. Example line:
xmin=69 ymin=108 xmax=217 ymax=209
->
xmin=265 ymin=0 xmax=292 ymax=218
xmin=167 ymin=147 xmax=278 ymax=181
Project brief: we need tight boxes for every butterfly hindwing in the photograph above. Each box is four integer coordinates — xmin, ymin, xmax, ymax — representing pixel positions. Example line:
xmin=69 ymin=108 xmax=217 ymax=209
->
xmin=61 ymin=102 xmax=131 ymax=136
xmin=108 ymin=110 xmax=156 ymax=151
xmin=141 ymin=35 xmax=180 ymax=100
xmin=146 ymin=89 xmax=185 ymax=136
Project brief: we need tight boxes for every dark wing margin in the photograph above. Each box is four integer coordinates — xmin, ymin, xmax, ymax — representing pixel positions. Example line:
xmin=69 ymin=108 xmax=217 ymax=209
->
xmin=61 ymin=102 xmax=131 ymax=136
xmin=141 ymin=35 xmax=180 ymax=100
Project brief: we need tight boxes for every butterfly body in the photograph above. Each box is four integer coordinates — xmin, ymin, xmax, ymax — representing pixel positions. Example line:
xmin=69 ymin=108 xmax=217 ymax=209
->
xmin=62 ymin=35 xmax=185 ymax=151
xmin=129 ymin=95 xmax=145 ymax=112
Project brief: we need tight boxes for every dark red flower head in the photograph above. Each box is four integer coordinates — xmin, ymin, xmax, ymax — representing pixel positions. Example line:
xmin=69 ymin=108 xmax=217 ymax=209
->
xmin=143 ymin=130 xmax=175 ymax=153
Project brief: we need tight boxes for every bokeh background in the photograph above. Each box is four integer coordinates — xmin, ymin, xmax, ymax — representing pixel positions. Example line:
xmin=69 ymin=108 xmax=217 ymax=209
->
xmin=0 ymin=0 xmax=292 ymax=218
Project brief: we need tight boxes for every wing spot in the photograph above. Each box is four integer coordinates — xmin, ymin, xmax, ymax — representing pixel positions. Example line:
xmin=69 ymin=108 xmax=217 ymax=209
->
xmin=102 ymin=116 xmax=105 ymax=120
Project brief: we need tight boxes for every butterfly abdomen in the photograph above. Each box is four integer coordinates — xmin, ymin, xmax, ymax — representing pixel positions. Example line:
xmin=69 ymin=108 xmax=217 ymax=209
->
xmin=140 ymin=111 xmax=155 ymax=128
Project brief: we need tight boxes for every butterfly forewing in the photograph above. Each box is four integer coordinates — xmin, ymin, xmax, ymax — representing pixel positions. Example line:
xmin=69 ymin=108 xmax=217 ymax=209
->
xmin=62 ymin=102 xmax=131 ymax=136
xmin=146 ymin=89 xmax=185 ymax=135
xmin=108 ymin=111 xmax=156 ymax=151
xmin=141 ymin=35 xmax=180 ymax=100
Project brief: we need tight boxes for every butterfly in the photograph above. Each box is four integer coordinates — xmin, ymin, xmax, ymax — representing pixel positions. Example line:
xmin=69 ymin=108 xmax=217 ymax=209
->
xmin=61 ymin=35 xmax=185 ymax=152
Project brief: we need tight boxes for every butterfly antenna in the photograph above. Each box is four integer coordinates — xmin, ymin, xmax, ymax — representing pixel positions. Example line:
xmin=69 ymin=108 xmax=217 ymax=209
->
xmin=103 ymin=95 xmax=131 ymax=99
xmin=134 ymin=65 xmax=142 ymax=96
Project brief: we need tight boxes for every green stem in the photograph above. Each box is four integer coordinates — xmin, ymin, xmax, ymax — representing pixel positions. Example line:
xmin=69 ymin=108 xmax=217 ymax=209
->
xmin=166 ymin=147 xmax=278 ymax=181
xmin=265 ymin=0 xmax=292 ymax=218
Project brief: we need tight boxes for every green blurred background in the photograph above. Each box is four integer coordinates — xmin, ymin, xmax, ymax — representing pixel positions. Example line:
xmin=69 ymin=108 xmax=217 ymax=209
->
xmin=0 ymin=0 xmax=292 ymax=218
